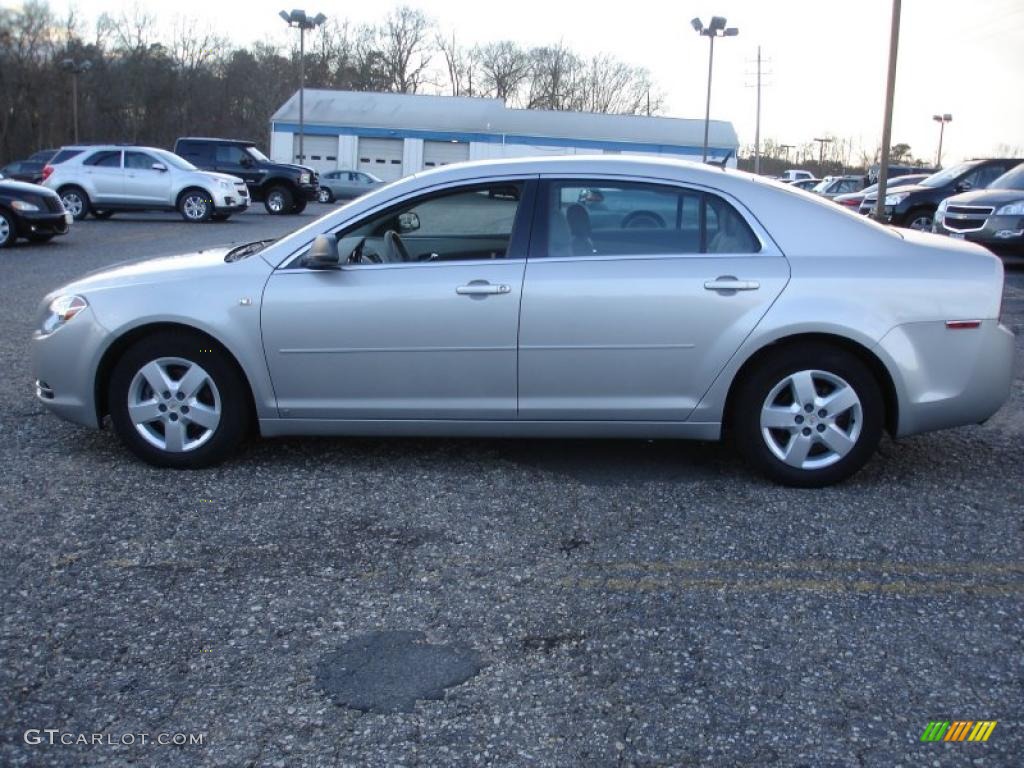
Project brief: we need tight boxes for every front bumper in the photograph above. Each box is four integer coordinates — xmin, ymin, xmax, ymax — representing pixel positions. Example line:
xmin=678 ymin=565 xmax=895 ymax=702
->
xmin=877 ymin=319 xmax=1015 ymax=438
xmin=213 ymin=185 xmax=250 ymax=213
xmin=31 ymin=307 xmax=108 ymax=429
xmin=934 ymin=214 xmax=1024 ymax=255
xmin=16 ymin=210 xmax=72 ymax=238
xmin=298 ymin=183 xmax=319 ymax=202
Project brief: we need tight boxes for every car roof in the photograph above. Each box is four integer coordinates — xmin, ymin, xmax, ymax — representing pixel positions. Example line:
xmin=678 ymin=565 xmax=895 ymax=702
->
xmin=177 ymin=137 xmax=257 ymax=146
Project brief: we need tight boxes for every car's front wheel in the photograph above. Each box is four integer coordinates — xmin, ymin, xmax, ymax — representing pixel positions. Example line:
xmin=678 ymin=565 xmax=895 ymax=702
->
xmin=317 ymin=187 xmax=334 ymax=204
xmin=178 ymin=189 xmax=213 ymax=222
xmin=264 ymin=186 xmax=293 ymax=215
xmin=732 ymin=344 xmax=883 ymax=487
xmin=904 ymin=208 xmax=934 ymax=231
xmin=108 ymin=331 xmax=250 ymax=468
xmin=0 ymin=210 xmax=15 ymax=248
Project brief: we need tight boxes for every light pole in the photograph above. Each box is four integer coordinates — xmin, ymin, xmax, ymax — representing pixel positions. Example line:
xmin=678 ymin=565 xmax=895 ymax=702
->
xmin=932 ymin=113 xmax=952 ymax=167
xmin=60 ymin=58 xmax=92 ymax=144
xmin=691 ymin=16 xmax=738 ymax=163
xmin=279 ymin=9 xmax=327 ymax=165
xmin=813 ymin=137 xmax=834 ymax=170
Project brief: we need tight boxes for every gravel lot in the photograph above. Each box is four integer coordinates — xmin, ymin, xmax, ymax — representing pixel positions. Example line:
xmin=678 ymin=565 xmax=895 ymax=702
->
xmin=2 ymin=207 xmax=1023 ymax=767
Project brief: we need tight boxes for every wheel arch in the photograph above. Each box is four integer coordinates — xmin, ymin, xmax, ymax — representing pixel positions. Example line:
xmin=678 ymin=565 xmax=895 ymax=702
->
xmin=175 ymin=185 xmax=215 ymax=208
xmin=94 ymin=322 xmax=258 ymax=434
xmin=722 ymin=332 xmax=899 ymax=437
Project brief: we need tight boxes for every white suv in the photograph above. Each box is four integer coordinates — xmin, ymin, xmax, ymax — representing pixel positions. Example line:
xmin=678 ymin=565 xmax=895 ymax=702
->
xmin=43 ymin=146 xmax=249 ymax=222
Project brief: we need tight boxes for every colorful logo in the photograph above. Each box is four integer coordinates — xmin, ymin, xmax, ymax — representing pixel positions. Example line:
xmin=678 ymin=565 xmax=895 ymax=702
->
xmin=921 ymin=721 xmax=997 ymax=742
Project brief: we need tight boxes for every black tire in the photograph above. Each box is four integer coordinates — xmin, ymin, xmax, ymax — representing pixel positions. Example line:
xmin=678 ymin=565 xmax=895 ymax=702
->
xmin=264 ymin=186 xmax=293 ymax=215
xmin=291 ymin=199 xmax=307 ymax=214
xmin=108 ymin=330 xmax=250 ymax=468
xmin=317 ymin=187 xmax=334 ymax=204
xmin=59 ymin=186 xmax=90 ymax=221
xmin=28 ymin=233 xmax=55 ymax=243
xmin=92 ymin=210 xmax=114 ymax=220
xmin=0 ymin=210 xmax=15 ymax=248
xmin=731 ymin=343 xmax=883 ymax=487
xmin=903 ymin=207 xmax=934 ymax=231
xmin=178 ymin=188 xmax=213 ymax=222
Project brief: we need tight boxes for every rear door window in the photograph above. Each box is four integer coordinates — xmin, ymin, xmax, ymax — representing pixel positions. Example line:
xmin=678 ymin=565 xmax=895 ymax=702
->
xmin=84 ymin=151 xmax=122 ymax=168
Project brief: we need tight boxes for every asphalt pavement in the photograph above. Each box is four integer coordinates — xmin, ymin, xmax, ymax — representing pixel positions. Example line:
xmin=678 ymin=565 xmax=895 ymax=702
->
xmin=1 ymin=206 xmax=1022 ymax=767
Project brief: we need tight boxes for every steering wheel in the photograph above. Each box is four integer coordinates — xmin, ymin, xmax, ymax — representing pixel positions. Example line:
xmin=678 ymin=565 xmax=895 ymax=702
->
xmin=384 ymin=230 xmax=411 ymax=263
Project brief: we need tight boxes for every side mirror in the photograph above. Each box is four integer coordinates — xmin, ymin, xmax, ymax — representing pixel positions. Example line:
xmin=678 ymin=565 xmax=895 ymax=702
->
xmin=956 ymin=180 xmax=972 ymax=192
xmin=303 ymin=235 xmax=339 ymax=269
xmin=151 ymin=163 xmax=167 ymax=172
xmin=398 ymin=212 xmax=420 ymax=233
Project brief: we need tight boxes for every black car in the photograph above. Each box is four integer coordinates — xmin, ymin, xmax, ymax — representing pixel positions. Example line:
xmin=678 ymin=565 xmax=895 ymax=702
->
xmin=1 ymin=149 xmax=57 ymax=184
xmin=859 ymin=158 xmax=1023 ymax=230
xmin=934 ymin=163 xmax=1024 ymax=257
xmin=0 ymin=178 xmax=72 ymax=248
xmin=173 ymin=137 xmax=318 ymax=215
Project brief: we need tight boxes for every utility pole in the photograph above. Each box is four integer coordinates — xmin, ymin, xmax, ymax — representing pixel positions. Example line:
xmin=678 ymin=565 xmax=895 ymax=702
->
xmin=932 ymin=113 xmax=952 ymax=167
xmin=778 ymin=143 xmax=794 ymax=162
xmin=280 ymin=9 xmax=327 ymax=164
xmin=873 ymin=0 xmax=902 ymax=221
xmin=813 ymin=137 xmax=833 ymax=170
xmin=60 ymin=59 xmax=92 ymax=144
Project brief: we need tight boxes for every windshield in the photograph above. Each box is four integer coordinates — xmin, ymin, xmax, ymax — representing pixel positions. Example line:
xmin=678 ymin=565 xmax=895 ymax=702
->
xmin=920 ymin=162 xmax=974 ymax=188
xmin=989 ymin=164 xmax=1024 ymax=191
xmin=153 ymin=149 xmax=197 ymax=171
xmin=812 ymin=180 xmax=831 ymax=193
xmin=364 ymin=172 xmax=383 ymax=183
xmin=246 ymin=146 xmax=270 ymax=163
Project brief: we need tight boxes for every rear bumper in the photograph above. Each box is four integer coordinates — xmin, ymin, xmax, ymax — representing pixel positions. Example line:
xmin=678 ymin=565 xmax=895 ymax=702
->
xmin=16 ymin=210 xmax=72 ymax=237
xmin=877 ymin=319 xmax=1015 ymax=438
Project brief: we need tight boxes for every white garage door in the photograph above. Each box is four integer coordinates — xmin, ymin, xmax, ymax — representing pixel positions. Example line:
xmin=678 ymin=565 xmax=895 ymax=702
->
xmin=358 ymin=138 xmax=405 ymax=181
xmin=293 ymin=135 xmax=338 ymax=173
xmin=423 ymin=140 xmax=470 ymax=169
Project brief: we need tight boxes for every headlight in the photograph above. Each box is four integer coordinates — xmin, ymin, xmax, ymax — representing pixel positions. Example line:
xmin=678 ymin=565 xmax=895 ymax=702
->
xmin=41 ymin=295 xmax=88 ymax=335
xmin=995 ymin=200 xmax=1024 ymax=216
xmin=299 ymin=172 xmax=311 ymax=184
xmin=884 ymin=192 xmax=910 ymax=206
xmin=11 ymin=199 xmax=40 ymax=212
xmin=936 ymin=199 xmax=948 ymax=213
xmin=218 ymin=180 xmax=232 ymax=190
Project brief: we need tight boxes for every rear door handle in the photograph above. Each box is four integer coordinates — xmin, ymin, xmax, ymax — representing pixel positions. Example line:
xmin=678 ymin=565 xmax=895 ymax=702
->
xmin=456 ymin=282 xmax=511 ymax=296
xmin=704 ymin=276 xmax=760 ymax=292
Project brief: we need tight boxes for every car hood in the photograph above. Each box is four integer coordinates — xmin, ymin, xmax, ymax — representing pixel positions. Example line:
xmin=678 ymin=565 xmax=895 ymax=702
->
xmin=55 ymin=246 xmax=264 ymax=295
xmin=862 ymin=182 xmax=926 ymax=200
xmin=0 ymin=178 xmax=57 ymax=196
xmin=199 ymin=171 xmax=245 ymax=184
xmin=943 ymin=188 xmax=1024 ymax=207
xmin=267 ymin=162 xmax=316 ymax=177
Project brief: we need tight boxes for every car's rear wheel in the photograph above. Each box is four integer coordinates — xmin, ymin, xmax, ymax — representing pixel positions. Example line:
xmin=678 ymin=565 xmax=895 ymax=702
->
xmin=0 ymin=210 xmax=15 ymax=248
xmin=732 ymin=344 xmax=883 ymax=487
xmin=264 ymin=186 xmax=292 ymax=215
xmin=59 ymin=186 xmax=90 ymax=221
xmin=178 ymin=189 xmax=212 ymax=222
xmin=905 ymin=208 xmax=934 ymax=231
xmin=108 ymin=331 xmax=250 ymax=468
xmin=317 ymin=187 xmax=334 ymax=204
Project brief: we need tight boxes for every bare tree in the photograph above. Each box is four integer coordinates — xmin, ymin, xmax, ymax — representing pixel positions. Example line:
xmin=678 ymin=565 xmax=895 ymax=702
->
xmin=473 ymin=40 xmax=529 ymax=104
xmin=370 ymin=6 xmax=434 ymax=93
xmin=436 ymin=30 xmax=474 ymax=96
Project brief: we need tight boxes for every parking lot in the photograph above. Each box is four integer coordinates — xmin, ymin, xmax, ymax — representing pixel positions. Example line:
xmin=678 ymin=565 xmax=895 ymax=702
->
xmin=2 ymin=207 xmax=1023 ymax=766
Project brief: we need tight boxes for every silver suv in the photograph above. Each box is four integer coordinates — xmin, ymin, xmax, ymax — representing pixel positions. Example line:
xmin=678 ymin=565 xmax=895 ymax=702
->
xmin=43 ymin=146 xmax=249 ymax=222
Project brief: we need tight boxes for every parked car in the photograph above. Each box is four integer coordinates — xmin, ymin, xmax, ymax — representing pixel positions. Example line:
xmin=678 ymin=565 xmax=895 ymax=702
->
xmin=865 ymin=163 xmax=938 ymax=184
xmin=781 ymin=170 xmax=815 ymax=183
xmin=858 ymin=158 xmax=1024 ymax=228
xmin=174 ymin=137 xmax=318 ymax=215
xmin=811 ymin=175 xmax=866 ymax=200
xmin=42 ymin=145 xmax=249 ymax=222
xmin=2 ymin=149 xmax=57 ymax=184
xmin=0 ymin=177 xmax=72 ymax=248
xmin=933 ymin=163 xmax=1024 ymax=257
xmin=317 ymin=169 xmax=384 ymax=203
xmin=833 ymin=174 xmax=930 ymax=210
xmin=31 ymin=156 xmax=1013 ymax=486
xmin=789 ymin=178 xmax=821 ymax=191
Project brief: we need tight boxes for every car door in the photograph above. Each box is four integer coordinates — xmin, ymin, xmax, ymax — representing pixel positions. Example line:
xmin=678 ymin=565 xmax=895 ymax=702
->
xmin=214 ymin=145 xmax=261 ymax=187
xmin=123 ymin=151 xmax=172 ymax=205
xmin=81 ymin=150 xmax=124 ymax=203
xmin=261 ymin=178 xmax=536 ymax=420
xmin=518 ymin=177 xmax=789 ymax=421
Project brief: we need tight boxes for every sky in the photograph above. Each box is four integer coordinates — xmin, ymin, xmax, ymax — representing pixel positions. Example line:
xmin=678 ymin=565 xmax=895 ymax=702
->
xmin=7 ymin=0 xmax=1024 ymax=165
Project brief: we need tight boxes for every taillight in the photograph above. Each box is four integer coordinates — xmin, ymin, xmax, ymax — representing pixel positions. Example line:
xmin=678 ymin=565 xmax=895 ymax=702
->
xmin=42 ymin=164 xmax=54 ymax=181
xmin=839 ymin=198 xmax=860 ymax=207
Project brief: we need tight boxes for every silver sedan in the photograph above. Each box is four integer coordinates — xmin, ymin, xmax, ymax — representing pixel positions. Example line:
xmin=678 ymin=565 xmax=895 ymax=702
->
xmin=31 ymin=156 xmax=1014 ymax=486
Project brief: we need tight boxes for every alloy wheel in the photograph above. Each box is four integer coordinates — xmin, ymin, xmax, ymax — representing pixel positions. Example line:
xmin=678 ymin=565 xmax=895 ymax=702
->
xmin=317 ymin=188 xmax=331 ymax=203
xmin=909 ymin=214 xmax=933 ymax=231
xmin=759 ymin=369 xmax=863 ymax=470
xmin=267 ymin=191 xmax=285 ymax=212
xmin=61 ymin=192 xmax=84 ymax=218
xmin=127 ymin=357 xmax=221 ymax=453
xmin=0 ymin=213 xmax=11 ymax=246
xmin=183 ymin=194 xmax=208 ymax=221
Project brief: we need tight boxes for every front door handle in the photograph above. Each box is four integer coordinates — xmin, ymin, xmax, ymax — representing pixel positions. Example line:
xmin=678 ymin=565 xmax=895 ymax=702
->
xmin=704 ymin=276 xmax=760 ymax=292
xmin=456 ymin=282 xmax=511 ymax=296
